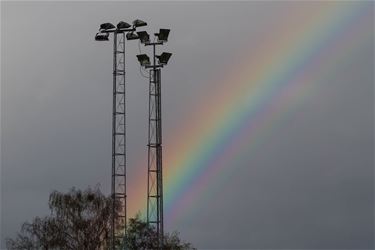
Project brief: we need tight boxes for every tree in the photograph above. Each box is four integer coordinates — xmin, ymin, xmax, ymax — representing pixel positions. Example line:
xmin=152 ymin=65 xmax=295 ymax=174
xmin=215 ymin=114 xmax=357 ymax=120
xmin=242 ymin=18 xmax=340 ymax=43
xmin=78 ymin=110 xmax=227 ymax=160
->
xmin=6 ymin=187 xmax=113 ymax=249
xmin=6 ymin=187 xmax=195 ymax=249
xmin=124 ymin=215 xmax=195 ymax=250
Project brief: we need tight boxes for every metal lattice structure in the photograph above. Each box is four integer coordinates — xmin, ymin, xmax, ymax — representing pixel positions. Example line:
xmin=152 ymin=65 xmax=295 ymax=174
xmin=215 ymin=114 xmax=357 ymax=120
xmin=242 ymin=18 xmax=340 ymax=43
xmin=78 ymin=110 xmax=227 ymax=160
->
xmin=96 ymin=22 xmax=169 ymax=250
xmin=111 ymin=31 xmax=127 ymax=249
xmin=136 ymin=30 xmax=171 ymax=250
xmin=147 ymin=67 xmax=163 ymax=248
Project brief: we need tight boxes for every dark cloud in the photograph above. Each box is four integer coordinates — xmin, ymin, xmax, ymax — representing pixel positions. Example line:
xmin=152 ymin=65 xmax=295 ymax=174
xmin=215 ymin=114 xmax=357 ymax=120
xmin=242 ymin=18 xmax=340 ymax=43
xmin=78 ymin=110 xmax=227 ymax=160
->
xmin=1 ymin=2 xmax=373 ymax=249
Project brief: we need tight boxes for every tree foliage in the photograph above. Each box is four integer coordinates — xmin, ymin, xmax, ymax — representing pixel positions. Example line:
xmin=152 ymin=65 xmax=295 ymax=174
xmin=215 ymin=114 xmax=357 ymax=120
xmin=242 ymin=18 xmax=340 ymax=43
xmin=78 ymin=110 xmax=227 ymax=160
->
xmin=6 ymin=187 xmax=194 ymax=250
xmin=7 ymin=187 xmax=112 ymax=249
xmin=124 ymin=215 xmax=195 ymax=250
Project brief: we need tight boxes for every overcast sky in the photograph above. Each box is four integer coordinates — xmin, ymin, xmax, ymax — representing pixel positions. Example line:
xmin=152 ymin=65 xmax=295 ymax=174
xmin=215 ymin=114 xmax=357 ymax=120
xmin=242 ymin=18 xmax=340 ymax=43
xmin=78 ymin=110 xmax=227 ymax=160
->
xmin=1 ymin=1 xmax=374 ymax=249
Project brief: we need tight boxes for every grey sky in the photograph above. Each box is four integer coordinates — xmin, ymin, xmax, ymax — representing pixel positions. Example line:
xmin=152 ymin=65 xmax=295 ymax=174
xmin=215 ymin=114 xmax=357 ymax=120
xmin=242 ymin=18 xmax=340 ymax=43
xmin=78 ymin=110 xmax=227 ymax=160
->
xmin=1 ymin=1 xmax=374 ymax=249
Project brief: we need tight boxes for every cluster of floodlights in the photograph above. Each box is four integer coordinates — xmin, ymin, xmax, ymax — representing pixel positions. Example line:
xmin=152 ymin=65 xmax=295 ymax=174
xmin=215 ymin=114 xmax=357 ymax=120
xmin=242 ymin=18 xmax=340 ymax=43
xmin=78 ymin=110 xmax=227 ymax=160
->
xmin=95 ymin=19 xmax=172 ymax=68
xmin=136 ymin=52 xmax=172 ymax=67
xmin=94 ymin=19 xmax=147 ymax=41
xmin=136 ymin=29 xmax=172 ymax=68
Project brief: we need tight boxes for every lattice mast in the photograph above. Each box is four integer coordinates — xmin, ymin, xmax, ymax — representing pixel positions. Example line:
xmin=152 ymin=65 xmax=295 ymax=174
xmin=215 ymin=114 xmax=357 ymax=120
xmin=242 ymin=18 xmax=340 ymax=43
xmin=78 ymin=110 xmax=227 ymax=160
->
xmin=142 ymin=41 xmax=171 ymax=249
xmin=136 ymin=29 xmax=171 ymax=249
xmin=95 ymin=20 xmax=148 ymax=249
xmin=147 ymin=51 xmax=163 ymax=247
xmin=111 ymin=31 xmax=127 ymax=249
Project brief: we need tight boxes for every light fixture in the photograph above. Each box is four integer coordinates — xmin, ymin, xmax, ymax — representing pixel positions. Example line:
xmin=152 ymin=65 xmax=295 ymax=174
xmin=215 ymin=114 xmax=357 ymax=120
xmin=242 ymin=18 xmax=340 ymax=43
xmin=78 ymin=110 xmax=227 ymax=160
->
xmin=137 ymin=31 xmax=150 ymax=44
xmin=133 ymin=19 xmax=147 ymax=28
xmin=100 ymin=23 xmax=115 ymax=31
xmin=117 ymin=21 xmax=131 ymax=30
xmin=126 ymin=32 xmax=139 ymax=40
xmin=156 ymin=29 xmax=170 ymax=42
xmin=136 ymin=54 xmax=151 ymax=67
xmin=95 ymin=32 xmax=109 ymax=41
xmin=156 ymin=52 xmax=172 ymax=65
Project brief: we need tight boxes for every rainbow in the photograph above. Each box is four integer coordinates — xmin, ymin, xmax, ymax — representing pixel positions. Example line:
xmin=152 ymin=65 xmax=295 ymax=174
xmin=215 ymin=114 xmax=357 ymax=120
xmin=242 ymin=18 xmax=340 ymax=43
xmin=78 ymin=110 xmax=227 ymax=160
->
xmin=127 ymin=2 xmax=373 ymax=225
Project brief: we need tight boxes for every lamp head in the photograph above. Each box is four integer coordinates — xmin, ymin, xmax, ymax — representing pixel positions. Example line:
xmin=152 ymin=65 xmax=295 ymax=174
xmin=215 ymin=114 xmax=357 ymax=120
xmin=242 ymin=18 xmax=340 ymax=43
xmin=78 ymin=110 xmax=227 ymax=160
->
xmin=156 ymin=52 xmax=172 ymax=65
xmin=136 ymin=54 xmax=151 ymax=67
xmin=117 ymin=21 xmax=131 ymax=30
xmin=137 ymin=31 xmax=150 ymax=44
xmin=133 ymin=19 xmax=147 ymax=28
xmin=95 ymin=32 xmax=109 ymax=41
xmin=100 ymin=23 xmax=115 ymax=31
xmin=126 ymin=32 xmax=139 ymax=40
xmin=156 ymin=29 xmax=170 ymax=42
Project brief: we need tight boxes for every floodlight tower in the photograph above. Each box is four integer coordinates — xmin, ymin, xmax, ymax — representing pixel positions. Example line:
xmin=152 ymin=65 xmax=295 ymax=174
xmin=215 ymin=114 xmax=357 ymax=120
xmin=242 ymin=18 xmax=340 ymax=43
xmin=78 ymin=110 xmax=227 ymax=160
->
xmin=137 ymin=28 xmax=172 ymax=249
xmin=95 ymin=19 xmax=147 ymax=250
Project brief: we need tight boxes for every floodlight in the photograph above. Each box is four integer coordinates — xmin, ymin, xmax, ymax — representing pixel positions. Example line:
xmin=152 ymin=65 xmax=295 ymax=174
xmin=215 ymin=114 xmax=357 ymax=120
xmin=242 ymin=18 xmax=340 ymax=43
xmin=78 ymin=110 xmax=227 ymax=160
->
xmin=133 ymin=19 xmax=147 ymax=28
xmin=126 ymin=32 xmax=139 ymax=40
xmin=137 ymin=31 xmax=150 ymax=44
xmin=156 ymin=52 xmax=172 ymax=65
xmin=95 ymin=32 xmax=109 ymax=41
xmin=100 ymin=23 xmax=115 ymax=30
xmin=136 ymin=54 xmax=151 ymax=67
xmin=156 ymin=29 xmax=170 ymax=42
xmin=117 ymin=21 xmax=131 ymax=29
